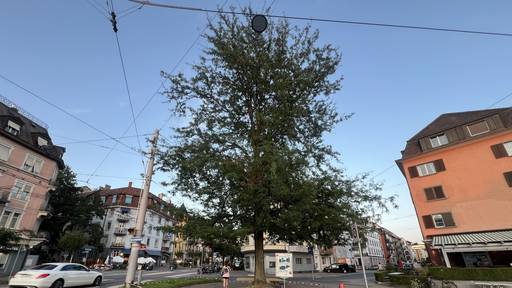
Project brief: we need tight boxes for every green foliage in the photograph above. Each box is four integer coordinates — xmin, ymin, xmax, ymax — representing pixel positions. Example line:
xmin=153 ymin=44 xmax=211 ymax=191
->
xmin=175 ymin=251 xmax=184 ymax=259
xmin=374 ymin=271 xmax=387 ymax=282
xmin=40 ymin=166 xmax=104 ymax=253
xmin=141 ymin=277 xmax=220 ymax=288
xmin=388 ymin=274 xmax=427 ymax=286
xmin=158 ymin=7 xmax=394 ymax=284
xmin=58 ymin=229 xmax=88 ymax=256
xmin=0 ymin=228 xmax=20 ymax=250
xmin=429 ymin=267 xmax=512 ymax=281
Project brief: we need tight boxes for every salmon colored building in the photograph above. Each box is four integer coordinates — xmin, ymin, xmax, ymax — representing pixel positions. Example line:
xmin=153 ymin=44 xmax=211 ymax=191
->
xmin=396 ymin=108 xmax=512 ymax=267
xmin=0 ymin=96 xmax=65 ymax=275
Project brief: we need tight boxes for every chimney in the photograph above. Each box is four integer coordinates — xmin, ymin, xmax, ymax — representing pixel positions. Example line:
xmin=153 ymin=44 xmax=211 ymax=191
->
xmin=128 ymin=181 xmax=132 ymax=188
xmin=104 ymin=184 xmax=111 ymax=190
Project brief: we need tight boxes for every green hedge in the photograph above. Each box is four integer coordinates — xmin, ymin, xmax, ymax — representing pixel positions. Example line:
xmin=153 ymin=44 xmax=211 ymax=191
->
xmin=388 ymin=274 xmax=427 ymax=286
xmin=429 ymin=267 xmax=512 ymax=281
xmin=141 ymin=277 xmax=221 ymax=288
xmin=374 ymin=272 xmax=387 ymax=282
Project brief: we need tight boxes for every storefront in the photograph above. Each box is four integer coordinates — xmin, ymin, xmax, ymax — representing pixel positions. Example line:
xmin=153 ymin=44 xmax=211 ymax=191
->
xmin=432 ymin=230 xmax=512 ymax=268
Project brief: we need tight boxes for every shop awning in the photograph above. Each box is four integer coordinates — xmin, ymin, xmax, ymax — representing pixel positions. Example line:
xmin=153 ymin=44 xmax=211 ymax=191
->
xmin=432 ymin=230 xmax=512 ymax=247
xmin=146 ymin=250 xmax=161 ymax=257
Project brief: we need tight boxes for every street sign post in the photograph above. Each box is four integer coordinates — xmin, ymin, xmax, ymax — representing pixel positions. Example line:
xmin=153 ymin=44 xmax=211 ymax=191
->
xmin=276 ymin=253 xmax=293 ymax=288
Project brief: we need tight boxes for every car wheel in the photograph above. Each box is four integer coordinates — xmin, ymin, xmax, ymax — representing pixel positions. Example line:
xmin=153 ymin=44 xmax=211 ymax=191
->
xmin=92 ymin=276 xmax=102 ymax=286
xmin=50 ymin=279 xmax=64 ymax=288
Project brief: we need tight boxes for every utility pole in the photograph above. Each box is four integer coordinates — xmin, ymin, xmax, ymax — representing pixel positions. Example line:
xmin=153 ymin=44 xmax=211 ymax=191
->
xmin=354 ymin=223 xmax=369 ymax=288
xmin=124 ymin=129 xmax=159 ymax=288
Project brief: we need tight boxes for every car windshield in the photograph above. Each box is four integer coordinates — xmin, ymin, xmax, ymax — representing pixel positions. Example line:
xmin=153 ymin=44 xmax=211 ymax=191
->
xmin=31 ymin=264 xmax=58 ymax=270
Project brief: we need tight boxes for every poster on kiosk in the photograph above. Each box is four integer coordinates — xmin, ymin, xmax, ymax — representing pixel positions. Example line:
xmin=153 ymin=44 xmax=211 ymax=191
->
xmin=275 ymin=253 xmax=293 ymax=279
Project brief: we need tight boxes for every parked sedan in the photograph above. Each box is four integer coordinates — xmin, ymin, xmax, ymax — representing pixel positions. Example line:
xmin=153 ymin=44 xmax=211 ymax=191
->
xmin=323 ymin=263 xmax=356 ymax=273
xmin=9 ymin=263 xmax=103 ymax=288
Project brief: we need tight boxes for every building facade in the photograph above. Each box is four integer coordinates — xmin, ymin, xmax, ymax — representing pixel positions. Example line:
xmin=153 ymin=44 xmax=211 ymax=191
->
xmin=242 ymin=236 xmax=321 ymax=274
xmin=0 ymin=97 xmax=65 ymax=275
xmin=378 ymin=227 xmax=414 ymax=265
xmin=397 ymin=108 xmax=512 ymax=267
xmin=93 ymin=182 xmax=174 ymax=266
xmin=411 ymin=243 xmax=428 ymax=263
xmin=353 ymin=230 xmax=385 ymax=269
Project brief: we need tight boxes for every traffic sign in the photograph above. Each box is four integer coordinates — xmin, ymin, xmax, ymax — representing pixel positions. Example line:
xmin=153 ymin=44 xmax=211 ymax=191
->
xmin=275 ymin=253 xmax=293 ymax=279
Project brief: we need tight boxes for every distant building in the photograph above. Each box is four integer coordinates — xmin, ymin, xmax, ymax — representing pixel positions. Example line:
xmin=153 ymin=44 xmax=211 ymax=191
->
xmin=241 ymin=236 xmax=321 ymax=274
xmin=353 ymin=230 xmax=385 ymax=269
xmin=397 ymin=108 xmax=512 ymax=267
xmin=411 ymin=243 xmax=428 ymax=262
xmin=0 ymin=96 xmax=65 ymax=275
xmin=92 ymin=182 xmax=174 ymax=265
xmin=378 ymin=227 xmax=414 ymax=265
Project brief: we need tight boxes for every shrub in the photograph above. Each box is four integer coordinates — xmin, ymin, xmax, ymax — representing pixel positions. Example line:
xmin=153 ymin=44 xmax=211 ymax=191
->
xmin=388 ymin=274 xmax=427 ymax=287
xmin=141 ymin=277 xmax=221 ymax=288
xmin=374 ymin=271 xmax=387 ymax=282
xmin=429 ymin=267 xmax=512 ymax=281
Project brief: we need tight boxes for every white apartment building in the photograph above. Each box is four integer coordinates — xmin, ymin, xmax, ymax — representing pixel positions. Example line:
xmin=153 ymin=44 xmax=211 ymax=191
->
xmin=353 ymin=230 xmax=385 ymax=269
xmin=92 ymin=183 xmax=175 ymax=265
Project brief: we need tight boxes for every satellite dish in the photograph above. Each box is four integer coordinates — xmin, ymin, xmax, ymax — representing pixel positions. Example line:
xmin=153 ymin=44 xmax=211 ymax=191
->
xmin=251 ymin=14 xmax=268 ymax=33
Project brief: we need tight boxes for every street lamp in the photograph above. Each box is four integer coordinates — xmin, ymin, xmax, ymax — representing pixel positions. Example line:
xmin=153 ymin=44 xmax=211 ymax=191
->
xmin=251 ymin=14 xmax=268 ymax=33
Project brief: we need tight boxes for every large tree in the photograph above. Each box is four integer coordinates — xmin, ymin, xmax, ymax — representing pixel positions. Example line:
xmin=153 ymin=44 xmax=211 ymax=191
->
xmin=158 ymin=9 xmax=393 ymax=286
xmin=40 ymin=166 xmax=104 ymax=259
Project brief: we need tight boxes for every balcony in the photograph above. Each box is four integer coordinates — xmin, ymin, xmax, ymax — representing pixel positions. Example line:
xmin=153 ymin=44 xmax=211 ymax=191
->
xmin=288 ymin=245 xmax=308 ymax=253
xmin=111 ymin=241 xmax=125 ymax=247
xmin=114 ymin=228 xmax=127 ymax=235
xmin=117 ymin=214 xmax=130 ymax=222
xmin=319 ymin=248 xmax=334 ymax=255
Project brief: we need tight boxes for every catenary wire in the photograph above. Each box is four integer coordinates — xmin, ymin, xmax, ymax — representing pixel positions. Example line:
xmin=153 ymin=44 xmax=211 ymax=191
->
xmin=54 ymin=133 xmax=152 ymax=145
xmin=0 ymin=73 xmax=140 ymax=154
xmin=128 ymin=0 xmax=512 ymax=38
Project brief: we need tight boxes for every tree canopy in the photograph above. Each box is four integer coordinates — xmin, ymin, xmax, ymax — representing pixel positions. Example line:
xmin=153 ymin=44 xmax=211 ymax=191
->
xmin=158 ymin=9 xmax=394 ymax=285
xmin=39 ymin=166 xmax=104 ymax=258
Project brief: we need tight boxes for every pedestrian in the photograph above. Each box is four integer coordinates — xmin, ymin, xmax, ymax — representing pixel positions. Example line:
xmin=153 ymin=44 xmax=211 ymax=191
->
xmin=221 ymin=261 xmax=231 ymax=288
xmin=377 ymin=262 xmax=383 ymax=271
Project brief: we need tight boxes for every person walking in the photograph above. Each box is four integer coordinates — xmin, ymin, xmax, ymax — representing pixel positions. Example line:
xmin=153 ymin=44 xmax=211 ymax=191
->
xmin=221 ymin=261 xmax=231 ymax=288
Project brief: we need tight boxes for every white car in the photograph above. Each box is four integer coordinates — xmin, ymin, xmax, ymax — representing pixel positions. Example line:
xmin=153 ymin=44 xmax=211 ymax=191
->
xmin=9 ymin=263 xmax=103 ymax=288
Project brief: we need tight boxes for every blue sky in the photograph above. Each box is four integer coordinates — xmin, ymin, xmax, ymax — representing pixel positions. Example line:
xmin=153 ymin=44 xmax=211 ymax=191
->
xmin=2 ymin=0 xmax=512 ymax=243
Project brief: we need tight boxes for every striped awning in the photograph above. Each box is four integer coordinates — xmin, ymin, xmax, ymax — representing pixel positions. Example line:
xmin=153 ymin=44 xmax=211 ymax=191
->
xmin=432 ymin=230 xmax=512 ymax=247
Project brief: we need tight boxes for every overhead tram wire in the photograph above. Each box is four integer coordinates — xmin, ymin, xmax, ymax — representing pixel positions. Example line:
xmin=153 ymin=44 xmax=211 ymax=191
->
xmin=108 ymin=1 xmax=144 ymax=163
xmin=55 ymin=133 xmax=152 ymax=145
xmin=487 ymin=90 xmax=512 ymax=108
xmin=0 ymin=73 xmax=141 ymax=155
xmin=128 ymin=0 xmax=512 ymax=38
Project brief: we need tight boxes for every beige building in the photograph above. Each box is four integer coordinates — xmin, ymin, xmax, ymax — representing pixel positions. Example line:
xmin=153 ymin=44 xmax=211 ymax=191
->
xmin=0 ymin=96 xmax=65 ymax=275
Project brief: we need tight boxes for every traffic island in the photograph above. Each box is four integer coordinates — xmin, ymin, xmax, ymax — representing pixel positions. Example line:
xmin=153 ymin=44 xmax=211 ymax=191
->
xmin=140 ymin=277 xmax=221 ymax=288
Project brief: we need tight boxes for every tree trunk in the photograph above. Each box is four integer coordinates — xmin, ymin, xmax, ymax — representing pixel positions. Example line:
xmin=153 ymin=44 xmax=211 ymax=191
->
xmin=254 ymin=231 xmax=266 ymax=288
xmin=69 ymin=252 xmax=74 ymax=263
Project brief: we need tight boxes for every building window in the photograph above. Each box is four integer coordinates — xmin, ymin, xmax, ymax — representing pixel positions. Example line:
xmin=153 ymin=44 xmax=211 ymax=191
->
xmin=0 ymin=143 xmax=11 ymax=161
xmin=322 ymin=257 xmax=326 ymax=265
xmin=409 ymin=159 xmax=445 ymax=178
xmin=269 ymin=261 xmax=275 ymax=268
xmin=0 ymin=210 xmax=20 ymax=229
xmin=147 ymin=238 xmax=150 ymax=246
xmin=432 ymin=214 xmax=445 ymax=228
xmin=37 ymin=137 xmax=48 ymax=147
xmin=11 ymin=180 xmax=32 ymax=201
xmin=430 ymin=134 xmax=448 ymax=148
xmin=295 ymin=257 xmax=302 ymax=265
xmin=423 ymin=213 xmax=455 ymax=229
xmin=125 ymin=195 xmax=133 ymax=204
xmin=417 ymin=162 xmax=436 ymax=176
xmin=107 ymin=222 xmax=111 ymax=230
xmin=101 ymin=196 xmax=106 ymax=203
xmin=155 ymin=239 xmax=159 ymax=247
xmin=505 ymin=142 xmax=512 ymax=156
xmin=22 ymin=154 xmax=44 ymax=174
xmin=424 ymin=186 xmax=446 ymax=200
xmin=504 ymin=171 xmax=512 ymax=187
xmin=112 ymin=195 xmax=117 ymax=204
xmin=245 ymin=257 xmax=250 ymax=269
xmin=6 ymin=121 xmax=20 ymax=136
xmin=306 ymin=258 xmax=312 ymax=264
xmin=467 ymin=121 xmax=490 ymax=136
xmin=9 ymin=213 xmax=20 ymax=229
xmin=0 ymin=211 xmax=11 ymax=228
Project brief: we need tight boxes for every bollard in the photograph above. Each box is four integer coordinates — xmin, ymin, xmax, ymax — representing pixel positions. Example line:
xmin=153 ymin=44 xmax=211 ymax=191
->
xmin=339 ymin=282 xmax=345 ymax=288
